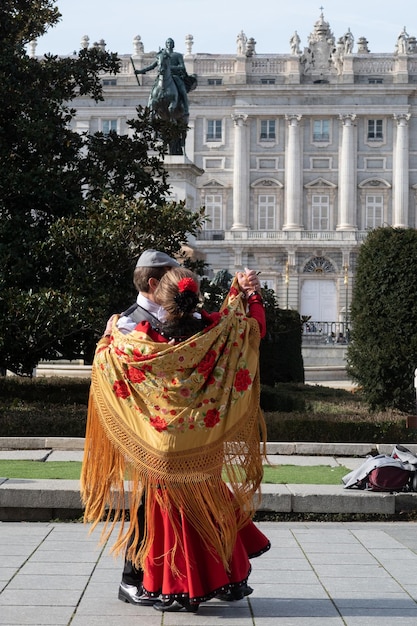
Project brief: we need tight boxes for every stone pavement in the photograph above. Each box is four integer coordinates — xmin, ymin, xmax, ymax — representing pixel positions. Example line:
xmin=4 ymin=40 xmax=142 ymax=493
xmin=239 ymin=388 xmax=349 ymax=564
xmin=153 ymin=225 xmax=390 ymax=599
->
xmin=3 ymin=520 xmax=417 ymax=625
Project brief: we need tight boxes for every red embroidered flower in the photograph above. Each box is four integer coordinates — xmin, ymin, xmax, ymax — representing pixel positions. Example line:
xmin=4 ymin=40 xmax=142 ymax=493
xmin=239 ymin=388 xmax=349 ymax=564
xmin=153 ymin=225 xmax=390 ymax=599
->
xmin=197 ymin=349 xmax=217 ymax=377
xmin=132 ymin=349 xmax=155 ymax=362
xmin=113 ymin=380 xmax=130 ymax=399
xmin=204 ymin=408 xmax=220 ymax=428
xmin=150 ymin=416 xmax=168 ymax=432
xmin=234 ymin=368 xmax=252 ymax=392
xmin=229 ymin=286 xmax=239 ymax=296
xmin=180 ymin=387 xmax=191 ymax=397
xmin=127 ymin=366 xmax=146 ymax=384
xmin=178 ymin=277 xmax=198 ymax=293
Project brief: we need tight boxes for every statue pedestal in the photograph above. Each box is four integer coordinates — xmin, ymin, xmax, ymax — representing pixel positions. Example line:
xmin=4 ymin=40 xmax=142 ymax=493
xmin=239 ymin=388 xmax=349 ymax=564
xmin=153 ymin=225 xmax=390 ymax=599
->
xmin=164 ymin=155 xmax=204 ymax=211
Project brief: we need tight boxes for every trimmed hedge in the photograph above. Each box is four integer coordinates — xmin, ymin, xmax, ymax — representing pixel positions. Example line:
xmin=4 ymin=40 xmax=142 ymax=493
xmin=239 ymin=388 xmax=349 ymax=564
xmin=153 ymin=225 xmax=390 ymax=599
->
xmin=1 ymin=378 xmax=414 ymax=443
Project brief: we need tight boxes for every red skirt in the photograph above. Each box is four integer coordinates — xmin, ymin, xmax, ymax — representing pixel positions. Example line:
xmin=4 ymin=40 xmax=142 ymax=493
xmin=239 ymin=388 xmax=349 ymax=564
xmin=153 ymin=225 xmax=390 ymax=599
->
xmin=142 ymin=490 xmax=270 ymax=604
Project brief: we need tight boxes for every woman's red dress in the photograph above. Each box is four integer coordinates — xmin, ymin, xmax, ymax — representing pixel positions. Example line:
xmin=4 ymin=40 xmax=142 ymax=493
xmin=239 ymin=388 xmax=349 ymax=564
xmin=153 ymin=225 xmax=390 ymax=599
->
xmin=142 ymin=486 xmax=270 ymax=603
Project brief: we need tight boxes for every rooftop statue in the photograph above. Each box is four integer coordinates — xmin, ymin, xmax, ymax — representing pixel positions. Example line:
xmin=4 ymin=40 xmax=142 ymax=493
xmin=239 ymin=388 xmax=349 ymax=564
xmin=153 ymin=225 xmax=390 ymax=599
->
xmin=290 ymin=31 xmax=301 ymax=55
xmin=134 ymin=38 xmax=197 ymax=155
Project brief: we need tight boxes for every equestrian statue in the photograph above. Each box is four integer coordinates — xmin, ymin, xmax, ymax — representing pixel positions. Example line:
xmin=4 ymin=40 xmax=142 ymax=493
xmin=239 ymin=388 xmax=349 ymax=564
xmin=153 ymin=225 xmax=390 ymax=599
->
xmin=134 ymin=38 xmax=197 ymax=155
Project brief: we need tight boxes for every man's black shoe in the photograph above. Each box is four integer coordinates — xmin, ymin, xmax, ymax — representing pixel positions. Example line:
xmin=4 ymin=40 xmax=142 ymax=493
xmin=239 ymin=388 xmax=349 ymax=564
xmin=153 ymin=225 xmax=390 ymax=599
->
xmin=153 ymin=599 xmax=199 ymax=613
xmin=118 ymin=582 xmax=155 ymax=606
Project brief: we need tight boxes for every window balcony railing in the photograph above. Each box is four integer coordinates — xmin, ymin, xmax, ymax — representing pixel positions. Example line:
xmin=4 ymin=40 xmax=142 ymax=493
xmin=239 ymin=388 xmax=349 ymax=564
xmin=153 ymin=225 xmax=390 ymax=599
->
xmin=197 ymin=230 xmax=225 ymax=241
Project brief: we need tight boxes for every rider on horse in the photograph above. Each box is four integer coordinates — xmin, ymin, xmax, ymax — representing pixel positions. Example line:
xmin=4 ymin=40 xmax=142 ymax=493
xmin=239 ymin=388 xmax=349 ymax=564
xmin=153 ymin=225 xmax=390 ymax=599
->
xmin=135 ymin=38 xmax=196 ymax=117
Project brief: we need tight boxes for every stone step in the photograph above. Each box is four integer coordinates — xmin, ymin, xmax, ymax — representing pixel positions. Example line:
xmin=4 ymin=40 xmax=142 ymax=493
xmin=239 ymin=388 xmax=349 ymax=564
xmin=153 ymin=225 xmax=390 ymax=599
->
xmin=0 ymin=478 xmax=415 ymax=521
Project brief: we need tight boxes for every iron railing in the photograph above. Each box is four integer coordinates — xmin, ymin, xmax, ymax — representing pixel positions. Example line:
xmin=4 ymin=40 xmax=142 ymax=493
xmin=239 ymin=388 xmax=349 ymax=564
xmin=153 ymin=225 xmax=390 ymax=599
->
xmin=302 ymin=321 xmax=350 ymax=345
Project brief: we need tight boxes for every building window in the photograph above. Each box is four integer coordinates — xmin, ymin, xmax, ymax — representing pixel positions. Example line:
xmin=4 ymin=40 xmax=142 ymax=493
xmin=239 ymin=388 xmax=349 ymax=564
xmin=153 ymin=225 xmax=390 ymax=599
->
xmin=206 ymin=119 xmax=222 ymax=142
xmin=313 ymin=119 xmax=330 ymax=142
xmin=102 ymin=119 xmax=118 ymax=135
xmin=365 ymin=195 xmax=383 ymax=228
xmin=368 ymin=78 xmax=383 ymax=84
xmin=260 ymin=119 xmax=276 ymax=140
xmin=204 ymin=194 xmax=223 ymax=229
xmin=259 ymin=278 xmax=274 ymax=290
xmin=258 ymin=195 xmax=276 ymax=230
xmin=208 ymin=78 xmax=222 ymax=85
xmin=304 ymin=256 xmax=335 ymax=273
xmin=311 ymin=195 xmax=329 ymax=230
xmin=261 ymin=78 xmax=275 ymax=85
xmin=367 ymin=119 xmax=383 ymax=140
xmin=103 ymin=79 xmax=117 ymax=86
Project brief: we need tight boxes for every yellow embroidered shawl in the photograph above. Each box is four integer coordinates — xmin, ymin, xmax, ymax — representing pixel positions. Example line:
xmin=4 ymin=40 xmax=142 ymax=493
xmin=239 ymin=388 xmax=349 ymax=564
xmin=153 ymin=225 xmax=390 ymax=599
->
xmin=81 ymin=282 xmax=267 ymax=571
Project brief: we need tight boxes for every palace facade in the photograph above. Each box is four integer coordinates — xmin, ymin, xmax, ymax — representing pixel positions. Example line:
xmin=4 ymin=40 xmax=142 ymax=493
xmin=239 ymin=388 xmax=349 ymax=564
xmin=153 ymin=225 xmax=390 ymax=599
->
xmin=58 ymin=12 xmax=417 ymax=324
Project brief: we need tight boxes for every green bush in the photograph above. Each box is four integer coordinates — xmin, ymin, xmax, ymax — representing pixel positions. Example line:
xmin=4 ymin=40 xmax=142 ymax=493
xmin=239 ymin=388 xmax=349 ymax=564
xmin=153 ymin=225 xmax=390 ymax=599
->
xmin=0 ymin=378 xmax=414 ymax=443
xmin=263 ymin=414 xmax=414 ymax=443
xmin=260 ymin=385 xmax=307 ymax=412
xmin=347 ymin=227 xmax=417 ymax=412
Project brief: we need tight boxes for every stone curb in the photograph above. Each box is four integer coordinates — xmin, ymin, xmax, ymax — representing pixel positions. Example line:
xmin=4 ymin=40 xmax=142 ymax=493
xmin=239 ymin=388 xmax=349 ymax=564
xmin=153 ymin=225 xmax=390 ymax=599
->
xmin=2 ymin=438 xmax=416 ymax=456
xmin=1 ymin=478 xmax=416 ymax=521
xmin=2 ymin=439 xmax=417 ymax=521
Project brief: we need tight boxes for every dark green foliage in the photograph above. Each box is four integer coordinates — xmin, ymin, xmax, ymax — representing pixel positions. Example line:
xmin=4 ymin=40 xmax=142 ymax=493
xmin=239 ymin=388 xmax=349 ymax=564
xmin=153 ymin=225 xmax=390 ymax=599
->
xmin=260 ymin=385 xmax=307 ymax=412
xmin=260 ymin=287 xmax=304 ymax=384
xmin=347 ymin=227 xmax=417 ymax=411
xmin=1 ymin=378 xmax=414 ymax=442
xmin=263 ymin=415 xmax=414 ymax=444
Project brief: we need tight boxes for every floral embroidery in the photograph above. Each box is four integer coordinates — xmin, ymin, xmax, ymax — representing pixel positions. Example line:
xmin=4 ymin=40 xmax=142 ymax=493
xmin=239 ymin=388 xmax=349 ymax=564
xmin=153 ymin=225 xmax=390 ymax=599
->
xmin=234 ymin=368 xmax=252 ymax=392
xmin=204 ymin=408 xmax=220 ymax=428
xmin=197 ymin=349 xmax=217 ymax=377
xmin=132 ymin=349 xmax=156 ymax=362
xmin=127 ymin=366 xmax=146 ymax=383
xmin=113 ymin=380 xmax=130 ymax=399
xmin=150 ymin=416 xmax=168 ymax=432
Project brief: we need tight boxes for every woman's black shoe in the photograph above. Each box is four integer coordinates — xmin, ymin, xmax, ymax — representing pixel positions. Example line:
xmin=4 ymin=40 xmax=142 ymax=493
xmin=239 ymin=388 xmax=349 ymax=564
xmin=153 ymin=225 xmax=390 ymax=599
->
xmin=216 ymin=584 xmax=253 ymax=601
xmin=153 ymin=599 xmax=199 ymax=613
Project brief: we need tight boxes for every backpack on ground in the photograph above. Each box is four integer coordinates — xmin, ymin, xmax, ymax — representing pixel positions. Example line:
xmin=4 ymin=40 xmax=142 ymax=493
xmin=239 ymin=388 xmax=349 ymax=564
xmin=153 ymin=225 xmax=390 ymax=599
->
xmin=342 ymin=445 xmax=417 ymax=492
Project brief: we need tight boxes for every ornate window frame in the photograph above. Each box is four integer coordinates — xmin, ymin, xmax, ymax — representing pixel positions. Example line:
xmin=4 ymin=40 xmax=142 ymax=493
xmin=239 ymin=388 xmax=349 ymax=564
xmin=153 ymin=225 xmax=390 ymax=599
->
xmin=305 ymin=178 xmax=337 ymax=231
xmin=358 ymin=178 xmax=391 ymax=229
xmin=251 ymin=178 xmax=283 ymax=230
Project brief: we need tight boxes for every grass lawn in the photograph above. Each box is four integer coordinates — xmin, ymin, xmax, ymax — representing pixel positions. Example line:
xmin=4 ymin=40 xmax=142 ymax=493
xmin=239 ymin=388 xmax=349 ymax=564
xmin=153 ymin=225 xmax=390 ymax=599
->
xmin=262 ymin=464 xmax=349 ymax=485
xmin=0 ymin=460 xmax=350 ymax=484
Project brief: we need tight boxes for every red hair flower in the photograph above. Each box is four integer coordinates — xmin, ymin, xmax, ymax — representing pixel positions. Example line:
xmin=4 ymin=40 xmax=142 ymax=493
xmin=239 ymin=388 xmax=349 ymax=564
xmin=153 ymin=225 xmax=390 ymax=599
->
xmin=178 ymin=277 xmax=198 ymax=293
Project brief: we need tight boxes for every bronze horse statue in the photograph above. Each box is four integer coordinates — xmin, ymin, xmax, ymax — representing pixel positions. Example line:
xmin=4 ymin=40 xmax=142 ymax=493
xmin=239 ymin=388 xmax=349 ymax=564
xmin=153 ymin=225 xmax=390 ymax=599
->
xmin=147 ymin=49 xmax=187 ymax=155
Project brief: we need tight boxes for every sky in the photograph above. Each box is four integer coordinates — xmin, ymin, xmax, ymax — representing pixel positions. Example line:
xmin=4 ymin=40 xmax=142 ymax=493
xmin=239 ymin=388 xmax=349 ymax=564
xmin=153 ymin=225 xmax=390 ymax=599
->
xmin=35 ymin=0 xmax=417 ymax=57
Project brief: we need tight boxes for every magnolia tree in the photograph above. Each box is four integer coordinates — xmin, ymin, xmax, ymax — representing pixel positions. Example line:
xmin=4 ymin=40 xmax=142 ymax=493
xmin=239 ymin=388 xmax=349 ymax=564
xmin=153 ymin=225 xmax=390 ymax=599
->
xmin=0 ymin=2 xmax=202 ymax=374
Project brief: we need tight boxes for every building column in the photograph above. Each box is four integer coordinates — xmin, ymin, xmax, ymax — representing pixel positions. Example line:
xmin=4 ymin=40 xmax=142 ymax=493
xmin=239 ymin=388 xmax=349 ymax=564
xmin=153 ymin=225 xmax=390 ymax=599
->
xmin=337 ymin=114 xmax=357 ymax=230
xmin=231 ymin=113 xmax=249 ymax=230
xmin=283 ymin=114 xmax=303 ymax=230
xmin=393 ymin=113 xmax=411 ymax=227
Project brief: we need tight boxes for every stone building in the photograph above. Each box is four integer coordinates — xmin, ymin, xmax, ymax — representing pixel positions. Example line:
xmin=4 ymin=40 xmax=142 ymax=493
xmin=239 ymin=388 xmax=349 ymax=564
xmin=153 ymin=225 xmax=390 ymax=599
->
xmin=67 ymin=12 xmax=417 ymax=329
